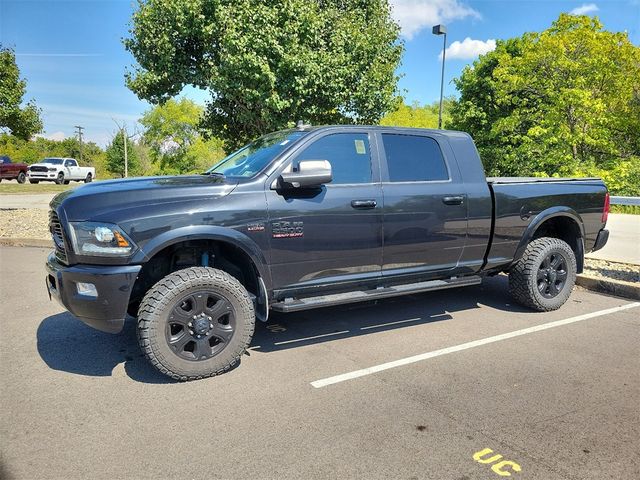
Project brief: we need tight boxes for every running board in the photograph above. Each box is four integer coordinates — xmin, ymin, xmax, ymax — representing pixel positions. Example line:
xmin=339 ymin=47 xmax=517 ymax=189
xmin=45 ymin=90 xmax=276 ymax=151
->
xmin=271 ymin=276 xmax=482 ymax=313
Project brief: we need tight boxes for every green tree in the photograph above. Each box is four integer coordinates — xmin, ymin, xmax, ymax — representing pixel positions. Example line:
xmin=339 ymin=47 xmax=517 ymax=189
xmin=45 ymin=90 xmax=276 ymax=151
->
xmin=449 ymin=14 xmax=640 ymax=195
xmin=140 ymin=98 xmax=225 ymax=173
xmin=380 ymin=98 xmax=454 ymax=129
xmin=106 ymin=131 xmax=139 ymax=178
xmin=0 ymin=46 xmax=43 ymax=140
xmin=124 ymin=0 xmax=403 ymax=150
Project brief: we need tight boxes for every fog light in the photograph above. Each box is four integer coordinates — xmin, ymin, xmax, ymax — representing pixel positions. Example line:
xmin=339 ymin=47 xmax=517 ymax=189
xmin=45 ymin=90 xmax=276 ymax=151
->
xmin=76 ymin=282 xmax=97 ymax=297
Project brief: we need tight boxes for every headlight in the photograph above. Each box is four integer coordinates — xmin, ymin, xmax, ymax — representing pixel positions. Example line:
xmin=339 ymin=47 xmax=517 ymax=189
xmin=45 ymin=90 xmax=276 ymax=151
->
xmin=68 ymin=222 xmax=136 ymax=256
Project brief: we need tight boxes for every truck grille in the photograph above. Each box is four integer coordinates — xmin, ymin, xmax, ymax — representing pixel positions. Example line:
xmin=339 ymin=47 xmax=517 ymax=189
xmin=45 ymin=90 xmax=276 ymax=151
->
xmin=49 ymin=210 xmax=68 ymax=264
xmin=31 ymin=166 xmax=49 ymax=172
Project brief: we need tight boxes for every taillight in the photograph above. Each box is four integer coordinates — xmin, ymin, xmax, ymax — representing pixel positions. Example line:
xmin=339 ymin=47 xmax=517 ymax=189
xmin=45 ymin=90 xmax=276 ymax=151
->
xmin=602 ymin=192 xmax=610 ymax=224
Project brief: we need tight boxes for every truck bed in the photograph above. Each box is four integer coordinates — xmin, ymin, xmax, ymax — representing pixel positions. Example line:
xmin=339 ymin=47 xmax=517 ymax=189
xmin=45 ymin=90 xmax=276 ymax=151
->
xmin=487 ymin=177 xmax=602 ymax=184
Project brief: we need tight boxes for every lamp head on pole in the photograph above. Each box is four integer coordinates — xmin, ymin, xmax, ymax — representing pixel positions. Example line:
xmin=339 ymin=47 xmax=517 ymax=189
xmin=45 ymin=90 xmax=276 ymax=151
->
xmin=432 ymin=24 xmax=447 ymax=36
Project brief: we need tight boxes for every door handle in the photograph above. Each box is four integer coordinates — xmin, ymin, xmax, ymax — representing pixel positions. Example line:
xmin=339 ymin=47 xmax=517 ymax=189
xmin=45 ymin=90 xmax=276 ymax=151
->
xmin=442 ymin=195 xmax=465 ymax=205
xmin=351 ymin=199 xmax=377 ymax=209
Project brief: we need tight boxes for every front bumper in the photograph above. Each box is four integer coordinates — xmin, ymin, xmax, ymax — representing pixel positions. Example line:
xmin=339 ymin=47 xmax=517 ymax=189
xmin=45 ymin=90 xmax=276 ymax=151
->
xmin=45 ymin=252 xmax=142 ymax=334
xmin=591 ymin=228 xmax=609 ymax=252
xmin=28 ymin=171 xmax=58 ymax=180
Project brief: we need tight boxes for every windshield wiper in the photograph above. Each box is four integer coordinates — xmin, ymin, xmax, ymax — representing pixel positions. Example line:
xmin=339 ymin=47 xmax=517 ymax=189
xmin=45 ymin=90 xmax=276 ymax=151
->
xmin=202 ymin=171 xmax=226 ymax=178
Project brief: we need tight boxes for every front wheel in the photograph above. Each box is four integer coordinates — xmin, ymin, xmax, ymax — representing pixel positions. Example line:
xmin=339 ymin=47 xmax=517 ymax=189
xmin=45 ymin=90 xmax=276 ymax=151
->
xmin=509 ymin=237 xmax=577 ymax=311
xmin=55 ymin=172 xmax=64 ymax=185
xmin=137 ymin=267 xmax=255 ymax=381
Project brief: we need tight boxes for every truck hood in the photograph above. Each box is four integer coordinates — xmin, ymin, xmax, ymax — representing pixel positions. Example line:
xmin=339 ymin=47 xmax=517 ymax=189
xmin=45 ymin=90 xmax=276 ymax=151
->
xmin=51 ymin=175 xmax=238 ymax=222
xmin=29 ymin=163 xmax=58 ymax=168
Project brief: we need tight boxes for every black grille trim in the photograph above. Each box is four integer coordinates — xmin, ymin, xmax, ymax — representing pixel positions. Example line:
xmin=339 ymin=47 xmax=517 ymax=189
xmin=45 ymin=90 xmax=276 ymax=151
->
xmin=49 ymin=210 xmax=68 ymax=264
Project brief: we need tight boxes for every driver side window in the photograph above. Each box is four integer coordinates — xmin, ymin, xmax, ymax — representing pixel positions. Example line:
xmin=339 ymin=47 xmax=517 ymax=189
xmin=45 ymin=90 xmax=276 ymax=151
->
xmin=293 ymin=133 xmax=372 ymax=184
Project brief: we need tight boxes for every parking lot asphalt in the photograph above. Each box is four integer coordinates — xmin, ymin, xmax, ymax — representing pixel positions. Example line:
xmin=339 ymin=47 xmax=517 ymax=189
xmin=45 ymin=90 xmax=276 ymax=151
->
xmin=1 ymin=246 xmax=639 ymax=480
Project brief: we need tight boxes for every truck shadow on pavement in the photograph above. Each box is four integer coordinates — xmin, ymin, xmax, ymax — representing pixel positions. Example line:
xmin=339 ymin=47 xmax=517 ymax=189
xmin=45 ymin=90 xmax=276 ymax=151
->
xmin=36 ymin=275 xmax=532 ymax=383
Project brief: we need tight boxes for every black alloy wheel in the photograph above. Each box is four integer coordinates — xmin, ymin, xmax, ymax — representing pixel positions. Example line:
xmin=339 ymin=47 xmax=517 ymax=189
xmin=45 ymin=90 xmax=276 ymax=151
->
xmin=137 ymin=267 xmax=255 ymax=381
xmin=166 ymin=290 xmax=236 ymax=361
xmin=509 ymin=237 xmax=577 ymax=312
xmin=536 ymin=251 xmax=568 ymax=298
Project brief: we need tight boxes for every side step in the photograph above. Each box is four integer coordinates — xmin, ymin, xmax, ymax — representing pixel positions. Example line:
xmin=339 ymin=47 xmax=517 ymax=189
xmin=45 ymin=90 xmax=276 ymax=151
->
xmin=271 ymin=276 xmax=482 ymax=313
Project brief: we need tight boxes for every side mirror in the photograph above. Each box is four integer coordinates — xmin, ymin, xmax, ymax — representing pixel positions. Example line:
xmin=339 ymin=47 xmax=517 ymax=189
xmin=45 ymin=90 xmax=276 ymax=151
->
xmin=278 ymin=159 xmax=332 ymax=189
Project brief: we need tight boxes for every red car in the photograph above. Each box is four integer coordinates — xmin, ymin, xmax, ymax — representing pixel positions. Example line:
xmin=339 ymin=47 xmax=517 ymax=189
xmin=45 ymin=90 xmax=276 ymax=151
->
xmin=0 ymin=156 xmax=28 ymax=183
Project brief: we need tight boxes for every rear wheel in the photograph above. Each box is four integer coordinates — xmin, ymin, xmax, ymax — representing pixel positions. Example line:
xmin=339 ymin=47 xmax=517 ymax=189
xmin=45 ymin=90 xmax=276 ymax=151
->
xmin=17 ymin=172 xmax=26 ymax=184
xmin=509 ymin=237 xmax=577 ymax=311
xmin=85 ymin=173 xmax=92 ymax=183
xmin=55 ymin=172 xmax=64 ymax=185
xmin=137 ymin=267 xmax=255 ymax=381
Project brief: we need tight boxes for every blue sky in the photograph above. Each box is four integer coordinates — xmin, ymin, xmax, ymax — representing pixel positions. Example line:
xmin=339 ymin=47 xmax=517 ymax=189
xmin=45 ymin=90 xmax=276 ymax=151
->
xmin=1 ymin=0 xmax=638 ymax=146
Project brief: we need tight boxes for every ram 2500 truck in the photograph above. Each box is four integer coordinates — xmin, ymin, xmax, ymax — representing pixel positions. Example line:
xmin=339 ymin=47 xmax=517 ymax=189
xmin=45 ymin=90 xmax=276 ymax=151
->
xmin=45 ymin=126 xmax=610 ymax=381
xmin=28 ymin=157 xmax=95 ymax=184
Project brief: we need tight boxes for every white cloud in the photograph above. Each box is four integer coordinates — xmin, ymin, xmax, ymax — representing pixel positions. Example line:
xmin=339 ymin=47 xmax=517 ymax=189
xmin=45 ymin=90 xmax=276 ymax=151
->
xmin=35 ymin=131 xmax=67 ymax=141
xmin=389 ymin=0 xmax=481 ymax=40
xmin=569 ymin=3 xmax=599 ymax=15
xmin=440 ymin=37 xmax=496 ymax=60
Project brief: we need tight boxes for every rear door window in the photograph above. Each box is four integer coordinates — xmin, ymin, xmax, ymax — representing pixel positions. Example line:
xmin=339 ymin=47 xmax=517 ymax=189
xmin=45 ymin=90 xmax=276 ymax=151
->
xmin=382 ymin=134 xmax=449 ymax=182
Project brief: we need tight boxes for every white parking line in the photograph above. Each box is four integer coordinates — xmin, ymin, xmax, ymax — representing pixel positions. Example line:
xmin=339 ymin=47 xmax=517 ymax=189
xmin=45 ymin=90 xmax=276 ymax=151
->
xmin=274 ymin=330 xmax=350 ymax=346
xmin=360 ymin=317 xmax=422 ymax=330
xmin=310 ymin=302 xmax=640 ymax=388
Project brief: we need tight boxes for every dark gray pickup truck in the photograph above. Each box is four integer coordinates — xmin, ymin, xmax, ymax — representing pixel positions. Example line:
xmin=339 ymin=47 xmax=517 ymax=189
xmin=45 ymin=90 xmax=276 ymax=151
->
xmin=46 ymin=126 xmax=610 ymax=380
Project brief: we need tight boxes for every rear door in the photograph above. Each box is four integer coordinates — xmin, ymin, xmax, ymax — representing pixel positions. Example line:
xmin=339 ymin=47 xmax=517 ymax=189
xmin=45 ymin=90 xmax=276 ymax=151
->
xmin=265 ymin=130 xmax=383 ymax=292
xmin=378 ymin=131 xmax=468 ymax=279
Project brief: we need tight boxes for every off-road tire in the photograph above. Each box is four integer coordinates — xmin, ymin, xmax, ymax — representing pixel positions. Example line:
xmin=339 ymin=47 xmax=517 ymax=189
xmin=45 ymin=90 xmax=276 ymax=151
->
xmin=17 ymin=172 xmax=26 ymax=184
xmin=137 ymin=267 xmax=255 ymax=381
xmin=55 ymin=172 xmax=64 ymax=185
xmin=509 ymin=237 xmax=577 ymax=312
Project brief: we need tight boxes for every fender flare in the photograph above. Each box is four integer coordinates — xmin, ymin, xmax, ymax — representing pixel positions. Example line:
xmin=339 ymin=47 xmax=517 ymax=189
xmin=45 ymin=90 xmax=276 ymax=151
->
xmin=131 ymin=225 xmax=273 ymax=291
xmin=512 ymin=206 xmax=585 ymax=265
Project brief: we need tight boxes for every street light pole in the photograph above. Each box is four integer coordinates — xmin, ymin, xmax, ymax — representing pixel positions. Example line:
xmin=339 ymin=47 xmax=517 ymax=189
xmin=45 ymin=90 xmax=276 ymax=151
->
xmin=432 ymin=24 xmax=447 ymax=129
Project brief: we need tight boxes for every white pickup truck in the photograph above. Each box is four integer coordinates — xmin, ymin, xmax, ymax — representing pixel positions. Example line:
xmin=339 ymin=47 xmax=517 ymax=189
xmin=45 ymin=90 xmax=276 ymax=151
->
xmin=27 ymin=158 xmax=95 ymax=184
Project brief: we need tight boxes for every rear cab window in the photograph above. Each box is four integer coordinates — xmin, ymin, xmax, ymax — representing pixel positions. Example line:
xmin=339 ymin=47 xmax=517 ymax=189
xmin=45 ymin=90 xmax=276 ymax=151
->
xmin=381 ymin=134 xmax=449 ymax=182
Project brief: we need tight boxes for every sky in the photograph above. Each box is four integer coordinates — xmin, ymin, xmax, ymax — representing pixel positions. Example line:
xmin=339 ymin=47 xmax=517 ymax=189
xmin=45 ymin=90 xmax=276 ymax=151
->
xmin=1 ymin=0 xmax=638 ymax=147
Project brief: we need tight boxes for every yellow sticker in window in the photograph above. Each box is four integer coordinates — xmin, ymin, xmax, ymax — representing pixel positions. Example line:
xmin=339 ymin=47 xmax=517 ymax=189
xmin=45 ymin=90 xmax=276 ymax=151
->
xmin=354 ymin=139 xmax=366 ymax=155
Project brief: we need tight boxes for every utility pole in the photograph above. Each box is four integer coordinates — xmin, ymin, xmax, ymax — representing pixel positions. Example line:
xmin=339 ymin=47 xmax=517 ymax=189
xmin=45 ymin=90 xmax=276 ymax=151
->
xmin=74 ymin=125 xmax=84 ymax=162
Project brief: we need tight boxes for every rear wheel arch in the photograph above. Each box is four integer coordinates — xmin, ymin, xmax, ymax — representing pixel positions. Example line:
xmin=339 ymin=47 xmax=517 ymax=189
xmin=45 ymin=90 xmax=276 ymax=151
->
xmin=514 ymin=208 xmax=585 ymax=273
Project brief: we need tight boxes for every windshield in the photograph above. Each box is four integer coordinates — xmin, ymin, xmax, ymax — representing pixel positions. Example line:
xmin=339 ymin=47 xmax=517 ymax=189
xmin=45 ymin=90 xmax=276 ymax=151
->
xmin=42 ymin=158 xmax=64 ymax=165
xmin=206 ymin=130 xmax=307 ymax=177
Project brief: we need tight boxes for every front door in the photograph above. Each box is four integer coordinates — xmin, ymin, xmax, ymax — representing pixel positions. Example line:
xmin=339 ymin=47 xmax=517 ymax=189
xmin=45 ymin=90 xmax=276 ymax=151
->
xmin=266 ymin=131 xmax=383 ymax=293
xmin=378 ymin=132 xmax=468 ymax=279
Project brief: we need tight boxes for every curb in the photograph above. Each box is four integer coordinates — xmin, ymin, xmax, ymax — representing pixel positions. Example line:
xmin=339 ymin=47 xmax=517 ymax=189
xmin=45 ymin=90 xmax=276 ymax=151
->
xmin=576 ymin=274 xmax=640 ymax=300
xmin=0 ymin=238 xmax=52 ymax=248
